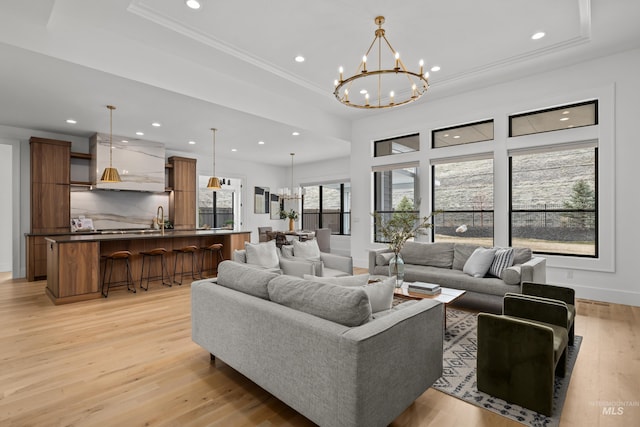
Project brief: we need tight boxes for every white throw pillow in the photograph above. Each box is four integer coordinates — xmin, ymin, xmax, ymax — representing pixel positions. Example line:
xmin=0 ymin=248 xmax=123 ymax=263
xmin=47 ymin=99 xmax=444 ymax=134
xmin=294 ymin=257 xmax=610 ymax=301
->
xmin=463 ymin=247 xmax=497 ymax=278
xmin=245 ymin=240 xmax=280 ymax=269
xmin=292 ymin=239 xmax=321 ymax=259
xmin=303 ymin=274 xmax=394 ymax=313
xmin=489 ymin=247 xmax=515 ymax=278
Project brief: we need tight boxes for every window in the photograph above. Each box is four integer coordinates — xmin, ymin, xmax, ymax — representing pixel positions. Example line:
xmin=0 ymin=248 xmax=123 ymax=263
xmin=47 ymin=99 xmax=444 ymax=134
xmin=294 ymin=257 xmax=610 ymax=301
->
xmin=432 ymin=120 xmax=494 ymax=148
xmin=301 ymin=183 xmax=351 ymax=235
xmin=510 ymin=145 xmax=597 ymax=257
xmin=374 ymin=133 xmax=419 ymax=157
xmin=373 ymin=164 xmax=418 ymax=242
xmin=432 ymin=158 xmax=494 ymax=245
xmin=198 ymin=176 xmax=237 ymax=228
xmin=509 ymin=100 xmax=597 ymax=137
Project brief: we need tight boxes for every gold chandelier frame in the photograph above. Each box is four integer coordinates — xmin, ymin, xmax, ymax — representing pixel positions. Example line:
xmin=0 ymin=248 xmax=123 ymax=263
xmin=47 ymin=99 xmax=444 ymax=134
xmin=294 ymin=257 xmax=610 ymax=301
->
xmin=333 ymin=16 xmax=429 ymax=109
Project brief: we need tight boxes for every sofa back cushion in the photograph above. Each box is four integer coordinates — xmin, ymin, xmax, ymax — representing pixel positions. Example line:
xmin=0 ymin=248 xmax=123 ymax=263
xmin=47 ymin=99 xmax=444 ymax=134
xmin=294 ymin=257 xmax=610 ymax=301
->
xmin=400 ymin=241 xmax=454 ymax=268
xmin=303 ymin=274 xmax=395 ymax=313
xmin=216 ymin=260 xmax=280 ymax=300
xmin=512 ymin=247 xmax=533 ymax=265
xmin=452 ymin=243 xmax=481 ymax=271
xmin=268 ymin=275 xmax=371 ymax=327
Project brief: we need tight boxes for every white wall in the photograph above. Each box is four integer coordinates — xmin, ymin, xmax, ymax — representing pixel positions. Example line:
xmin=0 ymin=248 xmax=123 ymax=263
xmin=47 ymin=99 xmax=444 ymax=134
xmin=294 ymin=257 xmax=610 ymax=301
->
xmin=349 ymin=47 xmax=640 ymax=307
xmin=0 ymin=143 xmax=12 ymax=272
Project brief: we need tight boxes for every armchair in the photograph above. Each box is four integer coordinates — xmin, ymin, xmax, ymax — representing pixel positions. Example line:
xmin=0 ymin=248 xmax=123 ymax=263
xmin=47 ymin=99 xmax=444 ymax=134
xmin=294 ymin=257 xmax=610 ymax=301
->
xmin=257 ymin=226 xmax=272 ymax=243
xmin=280 ymin=240 xmax=352 ymax=278
xmin=477 ymin=293 xmax=569 ymax=416
xmin=522 ymin=282 xmax=576 ymax=345
xmin=232 ymin=240 xmax=318 ymax=278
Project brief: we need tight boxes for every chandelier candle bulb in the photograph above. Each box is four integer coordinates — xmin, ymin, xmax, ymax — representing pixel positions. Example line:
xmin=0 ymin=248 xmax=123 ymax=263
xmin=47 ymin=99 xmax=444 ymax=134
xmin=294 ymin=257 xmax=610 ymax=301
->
xmin=394 ymin=52 xmax=400 ymax=70
xmin=362 ymin=55 xmax=367 ymax=73
xmin=365 ymin=93 xmax=370 ymax=106
xmin=345 ymin=89 xmax=349 ymax=103
xmin=419 ymin=59 xmax=424 ymax=75
xmin=390 ymin=91 xmax=395 ymax=105
xmin=339 ymin=66 xmax=344 ymax=81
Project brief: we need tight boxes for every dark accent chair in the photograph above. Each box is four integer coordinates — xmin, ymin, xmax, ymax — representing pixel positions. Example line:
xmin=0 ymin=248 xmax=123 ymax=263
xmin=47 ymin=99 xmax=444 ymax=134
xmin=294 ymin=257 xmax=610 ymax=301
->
xmin=522 ymin=282 xmax=576 ymax=345
xmin=477 ymin=293 xmax=569 ymax=416
xmin=258 ymin=226 xmax=272 ymax=243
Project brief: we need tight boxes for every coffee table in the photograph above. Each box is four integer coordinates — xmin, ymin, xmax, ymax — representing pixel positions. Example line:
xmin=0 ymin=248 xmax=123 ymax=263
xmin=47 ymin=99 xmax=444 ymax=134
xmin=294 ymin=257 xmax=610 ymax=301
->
xmin=394 ymin=283 xmax=466 ymax=328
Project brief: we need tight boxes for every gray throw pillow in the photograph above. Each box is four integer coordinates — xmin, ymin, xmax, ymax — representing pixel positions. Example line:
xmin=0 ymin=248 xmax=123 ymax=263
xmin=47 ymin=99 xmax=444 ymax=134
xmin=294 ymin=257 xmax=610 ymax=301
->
xmin=463 ymin=247 xmax=497 ymax=278
xmin=216 ymin=260 xmax=279 ymax=299
xmin=376 ymin=252 xmax=395 ymax=266
xmin=292 ymin=239 xmax=321 ymax=258
xmin=268 ymin=275 xmax=371 ymax=327
xmin=400 ymin=241 xmax=454 ymax=268
xmin=245 ymin=240 xmax=280 ymax=269
xmin=489 ymin=247 xmax=515 ymax=277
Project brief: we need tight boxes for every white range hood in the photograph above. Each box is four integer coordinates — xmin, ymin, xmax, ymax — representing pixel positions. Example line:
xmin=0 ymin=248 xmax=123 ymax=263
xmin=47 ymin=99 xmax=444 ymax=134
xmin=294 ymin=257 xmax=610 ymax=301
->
xmin=90 ymin=133 xmax=166 ymax=192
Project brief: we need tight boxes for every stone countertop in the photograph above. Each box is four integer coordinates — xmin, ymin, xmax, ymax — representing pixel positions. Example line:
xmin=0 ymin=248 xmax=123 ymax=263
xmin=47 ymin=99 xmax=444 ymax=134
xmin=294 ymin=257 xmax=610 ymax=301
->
xmin=43 ymin=229 xmax=251 ymax=243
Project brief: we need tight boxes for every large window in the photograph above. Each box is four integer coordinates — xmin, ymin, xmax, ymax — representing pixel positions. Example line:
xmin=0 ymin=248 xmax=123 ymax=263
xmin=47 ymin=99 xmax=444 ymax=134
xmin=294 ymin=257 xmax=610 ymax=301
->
xmin=301 ymin=183 xmax=351 ymax=235
xmin=432 ymin=120 xmax=494 ymax=148
xmin=510 ymin=145 xmax=597 ymax=256
xmin=198 ymin=176 xmax=236 ymax=229
xmin=509 ymin=100 xmax=597 ymax=137
xmin=374 ymin=133 xmax=419 ymax=157
xmin=432 ymin=158 xmax=494 ymax=245
xmin=373 ymin=164 xmax=418 ymax=242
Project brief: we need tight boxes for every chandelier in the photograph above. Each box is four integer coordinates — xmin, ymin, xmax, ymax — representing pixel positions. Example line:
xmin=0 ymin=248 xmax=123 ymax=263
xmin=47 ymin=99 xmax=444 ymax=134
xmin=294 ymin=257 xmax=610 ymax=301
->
xmin=278 ymin=153 xmax=302 ymax=200
xmin=100 ymin=105 xmax=121 ymax=182
xmin=333 ymin=16 xmax=429 ymax=109
xmin=207 ymin=128 xmax=221 ymax=190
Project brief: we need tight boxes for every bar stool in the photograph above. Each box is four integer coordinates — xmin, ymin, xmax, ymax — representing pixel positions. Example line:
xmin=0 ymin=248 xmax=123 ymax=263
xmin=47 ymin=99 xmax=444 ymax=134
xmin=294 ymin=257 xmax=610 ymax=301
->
xmin=139 ymin=248 xmax=172 ymax=291
xmin=173 ymin=245 xmax=199 ymax=285
xmin=200 ymin=243 xmax=224 ymax=278
xmin=101 ymin=250 xmax=135 ymax=297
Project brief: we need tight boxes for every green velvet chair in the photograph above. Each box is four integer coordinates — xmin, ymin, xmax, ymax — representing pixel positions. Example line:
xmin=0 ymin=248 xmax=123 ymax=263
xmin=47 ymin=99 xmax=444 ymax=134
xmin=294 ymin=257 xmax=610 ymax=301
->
xmin=521 ymin=282 xmax=576 ymax=345
xmin=477 ymin=293 xmax=569 ymax=416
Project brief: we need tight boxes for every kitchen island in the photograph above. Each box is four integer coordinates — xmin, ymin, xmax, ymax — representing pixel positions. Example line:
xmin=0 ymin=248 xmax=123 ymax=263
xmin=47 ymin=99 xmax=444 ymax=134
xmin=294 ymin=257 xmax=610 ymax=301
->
xmin=43 ymin=229 xmax=251 ymax=305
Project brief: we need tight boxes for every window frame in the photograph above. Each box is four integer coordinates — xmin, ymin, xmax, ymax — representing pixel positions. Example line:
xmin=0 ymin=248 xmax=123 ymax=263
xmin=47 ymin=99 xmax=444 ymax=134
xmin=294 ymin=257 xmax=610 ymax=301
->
xmin=509 ymin=99 xmax=598 ymax=137
xmin=301 ymin=182 xmax=351 ymax=235
xmin=373 ymin=163 xmax=419 ymax=243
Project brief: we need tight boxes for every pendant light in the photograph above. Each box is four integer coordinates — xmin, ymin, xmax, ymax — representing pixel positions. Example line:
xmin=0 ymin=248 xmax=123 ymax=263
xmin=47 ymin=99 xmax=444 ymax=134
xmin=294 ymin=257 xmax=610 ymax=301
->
xmin=100 ymin=105 xmax=121 ymax=182
xmin=207 ymin=128 xmax=221 ymax=190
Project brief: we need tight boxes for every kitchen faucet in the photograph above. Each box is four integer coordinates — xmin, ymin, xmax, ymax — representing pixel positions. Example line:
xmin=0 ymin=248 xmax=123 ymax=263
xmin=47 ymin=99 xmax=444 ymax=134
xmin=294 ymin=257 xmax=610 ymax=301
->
xmin=157 ymin=206 xmax=165 ymax=235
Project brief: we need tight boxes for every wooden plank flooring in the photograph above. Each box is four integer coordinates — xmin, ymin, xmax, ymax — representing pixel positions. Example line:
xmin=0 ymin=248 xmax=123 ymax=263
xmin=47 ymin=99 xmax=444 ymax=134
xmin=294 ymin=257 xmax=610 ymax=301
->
xmin=0 ymin=271 xmax=639 ymax=426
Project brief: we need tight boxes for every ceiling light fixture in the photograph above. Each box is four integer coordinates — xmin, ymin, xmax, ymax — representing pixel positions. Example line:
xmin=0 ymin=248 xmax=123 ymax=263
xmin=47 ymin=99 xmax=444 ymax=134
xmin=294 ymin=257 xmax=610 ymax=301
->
xmin=207 ymin=128 xmax=221 ymax=190
xmin=532 ymin=32 xmax=546 ymax=40
xmin=333 ymin=16 xmax=429 ymax=109
xmin=295 ymin=55 xmax=305 ymax=63
xmin=258 ymin=141 xmax=265 ymax=145
xmin=136 ymin=131 xmax=144 ymax=136
xmin=152 ymin=122 xmax=161 ymax=127
xmin=66 ymin=119 xmax=77 ymax=124
xmin=188 ymin=140 xmax=196 ymax=145
xmin=185 ymin=0 xmax=201 ymax=10
xmin=100 ymin=105 xmax=121 ymax=183
xmin=279 ymin=153 xmax=302 ymax=200
xmin=292 ymin=131 xmax=300 ymax=136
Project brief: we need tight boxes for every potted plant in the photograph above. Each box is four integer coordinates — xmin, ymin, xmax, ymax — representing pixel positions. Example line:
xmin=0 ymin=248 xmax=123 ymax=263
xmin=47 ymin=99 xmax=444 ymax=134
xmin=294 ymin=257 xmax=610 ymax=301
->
xmin=372 ymin=197 xmax=440 ymax=286
xmin=280 ymin=209 xmax=299 ymax=232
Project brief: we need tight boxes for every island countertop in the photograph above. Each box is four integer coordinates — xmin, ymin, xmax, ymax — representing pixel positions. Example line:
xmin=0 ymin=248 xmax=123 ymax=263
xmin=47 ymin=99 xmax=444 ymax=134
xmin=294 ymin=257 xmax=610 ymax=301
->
xmin=43 ymin=229 xmax=251 ymax=243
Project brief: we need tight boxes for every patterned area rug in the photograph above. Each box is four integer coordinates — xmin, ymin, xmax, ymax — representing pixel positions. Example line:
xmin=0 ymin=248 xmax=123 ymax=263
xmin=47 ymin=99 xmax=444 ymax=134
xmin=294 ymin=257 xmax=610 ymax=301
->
xmin=433 ymin=308 xmax=582 ymax=427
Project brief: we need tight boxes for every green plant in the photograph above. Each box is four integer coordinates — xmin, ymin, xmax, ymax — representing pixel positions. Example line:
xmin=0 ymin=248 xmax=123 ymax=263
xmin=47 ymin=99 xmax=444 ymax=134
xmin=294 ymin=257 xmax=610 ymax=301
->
xmin=279 ymin=209 xmax=299 ymax=220
xmin=372 ymin=199 xmax=440 ymax=255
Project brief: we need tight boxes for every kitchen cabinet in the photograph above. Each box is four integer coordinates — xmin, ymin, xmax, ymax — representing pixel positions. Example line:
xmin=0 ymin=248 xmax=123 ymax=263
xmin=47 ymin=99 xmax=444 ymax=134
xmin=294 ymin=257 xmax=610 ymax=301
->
xmin=27 ymin=137 xmax=71 ymax=281
xmin=168 ymin=156 xmax=196 ymax=230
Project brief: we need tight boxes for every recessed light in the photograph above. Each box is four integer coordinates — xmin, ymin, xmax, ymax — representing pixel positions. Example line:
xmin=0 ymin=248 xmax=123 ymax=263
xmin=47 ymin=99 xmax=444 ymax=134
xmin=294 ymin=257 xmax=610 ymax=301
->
xmin=430 ymin=66 xmax=441 ymax=72
xmin=152 ymin=122 xmax=161 ymax=127
xmin=443 ymin=133 xmax=449 ymax=137
xmin=121 ymin=140 xmax=129 ymax=143
xmin=292 ymin=132 xmax=300 ymax=136
xmin=453 ymin=135 xmax=461 ymax=139
xmin=531 ymin=32 xmax=545 ymax=40
xmin=359 ymin=89 xmax=368 ymax=94
xmin=560 ymin=117 xmax=569 ymax=121
xmin=66 ymin=119 xmax=77 ymax=124
xmin=562 ymin=110 xmax=570 ymax=115
xmin=136 ymin=131 xmax=144 ymax=136
xmin=231 ymin=148 xmax=237 ymax=152
xmin=188 ymin=140 xmax=196 ymax=145
xmin=295 ymin=55 xmax=305 ymax=63
xmin=258 ymin=141 xmax=265 ymax=145
xmin=185 ymin=0 xmax=201 ymax=10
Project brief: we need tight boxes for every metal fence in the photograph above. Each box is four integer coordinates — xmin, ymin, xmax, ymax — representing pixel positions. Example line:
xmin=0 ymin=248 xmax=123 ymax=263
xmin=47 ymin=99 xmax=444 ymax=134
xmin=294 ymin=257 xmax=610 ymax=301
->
xmin=198 ymin=207 xmax=234 ymax=228
xmin=302 ymin=210 xmax=350 ymax=235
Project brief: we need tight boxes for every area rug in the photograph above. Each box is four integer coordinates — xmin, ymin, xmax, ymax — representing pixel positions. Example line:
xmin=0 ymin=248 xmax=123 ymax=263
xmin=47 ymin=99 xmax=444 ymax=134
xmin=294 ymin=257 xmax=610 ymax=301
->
xmin=432 ymin=308 xmax=582 ymax=427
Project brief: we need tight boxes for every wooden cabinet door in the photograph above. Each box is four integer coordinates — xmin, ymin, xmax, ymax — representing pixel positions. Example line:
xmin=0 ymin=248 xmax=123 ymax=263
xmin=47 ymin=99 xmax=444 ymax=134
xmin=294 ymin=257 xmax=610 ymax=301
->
xmin=31 ymin=183 xmax=70 ymax=229
xmin=30 ymin=138 xmax=70 ymax=184
xmin=169 ymin=157 xmax=196 ymax=191
xmin=171 ymin=191 xmax=196 ymax=230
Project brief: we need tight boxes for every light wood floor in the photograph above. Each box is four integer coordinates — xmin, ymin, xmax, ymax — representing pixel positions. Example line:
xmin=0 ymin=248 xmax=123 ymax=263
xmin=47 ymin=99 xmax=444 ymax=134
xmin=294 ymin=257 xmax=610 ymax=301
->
xmin=0 ymin=271 xmax=639 ymax=427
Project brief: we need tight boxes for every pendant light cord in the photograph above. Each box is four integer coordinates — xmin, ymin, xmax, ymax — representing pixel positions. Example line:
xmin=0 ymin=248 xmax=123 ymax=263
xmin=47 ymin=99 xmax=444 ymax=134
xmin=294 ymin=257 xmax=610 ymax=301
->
xmin=211 ymin=128 xmax=217 ymax=176
xmin=107 ymin=105 xmax=115 ymax=167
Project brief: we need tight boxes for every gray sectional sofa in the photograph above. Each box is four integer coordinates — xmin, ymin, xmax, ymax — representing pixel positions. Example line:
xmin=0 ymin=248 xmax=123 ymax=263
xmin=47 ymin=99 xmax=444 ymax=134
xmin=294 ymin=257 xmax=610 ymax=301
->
xmin=192 ymin=261 xmax=444 ymax=427
xmin=369 ymin=241 xmax=546 ymax=313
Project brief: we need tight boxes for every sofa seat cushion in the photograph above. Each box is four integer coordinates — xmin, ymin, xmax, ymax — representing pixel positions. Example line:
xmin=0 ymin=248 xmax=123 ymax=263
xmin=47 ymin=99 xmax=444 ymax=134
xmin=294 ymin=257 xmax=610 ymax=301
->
xmin=402 ymin=265 xmax=520 ymax=297
xmin=503 ymin=315 xmax=569 ymax=363
xmin=217 ymin=260 xmax=280 ymax=299
xmin=267 ymin=275 xmax=371 ymax=327
xmin=400 ymin=241 xmax=454 ymax=268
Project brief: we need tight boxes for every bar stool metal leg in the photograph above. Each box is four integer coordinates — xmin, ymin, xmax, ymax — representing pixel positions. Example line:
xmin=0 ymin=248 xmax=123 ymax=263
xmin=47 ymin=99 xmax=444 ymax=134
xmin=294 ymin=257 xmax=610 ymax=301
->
xmin=101 ymin=250 xmax=135 ymax=298
xmin=140 ymin=248 xmax=172 ymax=291
xmin=173 ymin=245 xmax=198 ymax=286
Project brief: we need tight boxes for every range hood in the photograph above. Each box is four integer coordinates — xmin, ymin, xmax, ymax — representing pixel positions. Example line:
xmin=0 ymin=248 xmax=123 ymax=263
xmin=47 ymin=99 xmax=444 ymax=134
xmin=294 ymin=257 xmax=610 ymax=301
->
xmin=90 ymin=133 xmax=166 ymax=192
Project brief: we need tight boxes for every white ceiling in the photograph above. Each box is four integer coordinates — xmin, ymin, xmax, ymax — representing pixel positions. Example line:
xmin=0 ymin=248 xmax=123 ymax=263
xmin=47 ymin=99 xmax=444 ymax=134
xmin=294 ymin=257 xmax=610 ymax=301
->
xmin=0 ymin=0 xmax=639 ymax=166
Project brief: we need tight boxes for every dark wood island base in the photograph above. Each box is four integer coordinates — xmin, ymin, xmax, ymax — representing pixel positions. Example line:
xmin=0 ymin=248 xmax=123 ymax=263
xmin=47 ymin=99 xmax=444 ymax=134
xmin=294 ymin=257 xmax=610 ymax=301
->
xmin=43 ymin=230 xmax=250 ymax=305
